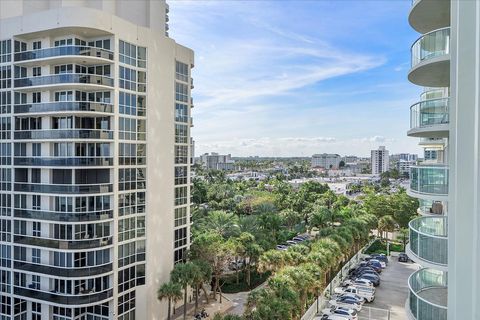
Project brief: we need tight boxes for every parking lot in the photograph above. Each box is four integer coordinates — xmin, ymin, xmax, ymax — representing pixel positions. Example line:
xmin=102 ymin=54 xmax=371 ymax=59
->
xmin=357 ymin=253 xmax=418 ymax=320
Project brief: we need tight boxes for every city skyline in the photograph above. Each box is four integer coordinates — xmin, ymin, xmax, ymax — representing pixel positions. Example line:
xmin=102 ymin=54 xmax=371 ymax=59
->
xmin=169 ymin=0 xmax=424 ymax=157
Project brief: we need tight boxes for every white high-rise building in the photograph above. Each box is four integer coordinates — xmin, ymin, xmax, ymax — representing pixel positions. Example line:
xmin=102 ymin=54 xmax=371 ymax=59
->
xmin=406 ymin=0 xmax=480 ymax=319
xmin=199 ymin=153 xmax=235 ymax=171
xmin=311 ymin=153 xmax=341 ymax=169
xmin=0 ymin=1 xmax=194 ymax=319
xmin=370 ymin=146 xmax=389 ymax=175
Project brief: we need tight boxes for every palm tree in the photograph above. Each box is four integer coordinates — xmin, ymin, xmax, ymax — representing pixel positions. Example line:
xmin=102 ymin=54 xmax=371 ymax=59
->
xmin=258 ymin=250 xmax=286 ymax=274
xmin=191 ymin=260 xmax=212 ymax=313
xmin=171 ymin=262 xmax=198 ymax=320
xmin=202 ymin=210 xmax=240 ymax=238
xmin=157 ymin=281 xmax=182 ymax=320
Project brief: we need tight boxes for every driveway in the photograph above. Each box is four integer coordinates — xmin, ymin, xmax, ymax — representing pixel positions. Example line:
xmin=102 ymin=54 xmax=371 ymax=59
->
xmin=358 ymin=252 xmax=419 ymax=320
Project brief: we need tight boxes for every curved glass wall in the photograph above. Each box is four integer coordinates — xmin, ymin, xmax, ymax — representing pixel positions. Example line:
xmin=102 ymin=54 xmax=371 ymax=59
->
xmin=410 ymin=98 xmax=449 ymax=130
xmin=14 ymin=209 xmax=113 ymax=222
xmin=14 ymin=102 xmax=113 ymax=114
xmin=14 ymin=183 xmax=113 ymax=194
xmin=412 ymin=28 xmax=450 ymax=68
xmin=14 ymin=46 xmax=114 ymax=62
xmin=14 ymin=129 xmax=113 ymax=140
xmin=14 ymin=235 xmax=112 ymax=250
xmin=14 ymin=74 xmax=114 ymax=88
xmin=408 ymin=268 xmax=447 ymax=320
xmin=410 ymin=165 xmax=448 ymax=195
xmin=14 ymin=261 xmax=112 ymax=277
xmin=14 ymin=287 xmax=112 ymax=305
xmin=409 ymin=216 xmax=448 ymax=266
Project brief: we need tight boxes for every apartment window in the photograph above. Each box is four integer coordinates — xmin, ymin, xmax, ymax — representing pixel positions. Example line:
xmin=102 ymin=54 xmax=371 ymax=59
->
xmin=0 ymin=39 xmax=11 ymax=63
xmin=32 ymin=67 xmax=41 ymax=77
xmin=175 ymin=103 xmax=188 ymax=123
xmin=175 ymin=207 xmax=188 ymax=227
xmin=14 ymin=66 xmax=26 ymax=78
xmin=31 ymin=302 xmax=41 ymax=320
xmin=119 ymin=191 xmax=145 ymax=217
xmin=118 ymin=217 xmax=136 ymax=242
xmin=88 ymin=39 xmax=110 ymax=50
xmin=0 ymin=219 xmax=10 ymax=242
xmin=32 ymin=41 xmax=41 ymax=50
xmin=119 ymin=40 xmax=137 ymax=67
xmin=1 ymin=245 xmax=11 ymax=268
xmin=54 ymin=64 xmax=73 ymax=74
xmin=174 ymin=247 xmax=186 ymax=264
xmin=174 ymin=227 xmax=187 ymax=248
xmin=175 ymin=166 xmax=188 ymax=185
xmin=31 ymin=248 xmax=40 ymax=264
xmin=176 ymin=61 xmax=189 ymax=82
xmin=55 ymin=91 xmax=74 ymax=102
xmin=119 ymin=92 xmax=137 ymax=116
xmin=0 ymin=168 xmax=11 ymax=191
xmin=118 ymin=266 xmax=136 ymax=293
xmin=175 ymin=124 xmax=188 ymax=144
xmin=175 ymin=186 xmax=188 ymax=206
xmin=117 ymin=290 xmax=135 ymax=319
xmin=32 ymin=195 xmax=40 ymax=210
xmin=175 ymin=145 xmax=188 ymax=164
xmin=138 ymin=46 xmax=147 ymax=68
xmin=32 ymin=221 xmax=41 ymax=237
xmin=118 ymin=168 xmax=146 ymax=191
xmin=0 ymin=66 xmax=11 ymax=89
xmin=32 ymin=92 xmax=41 ymax=103
xmin=54 ymin=38 xmax=73 ymax=47
xmin=0 ymin=142 xmax=11 ymax=166
xmin=1 ymin=270 xmax=11 ymax=293
xmin=32 ymin=143 xmax=41 ymax=157
xmin=118 ymin=241 xmax=136 ymax=268
xmin=0 ymin=91 xmax=11 ymax=114
xmin=54 ymin=252 xmax=72 ymax=268
xmin=175 ymin=82 xmax=188 ymax=102
xmin=119 ymin=66 xmax=137 ymax=91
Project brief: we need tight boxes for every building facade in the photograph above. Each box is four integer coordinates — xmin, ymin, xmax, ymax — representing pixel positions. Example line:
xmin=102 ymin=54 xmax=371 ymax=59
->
xmin=0 ymin=1 xmax=194 ymax=319
xmin=199 ymin=153 xmax=235 ymax=171
xmin=311 ymin=153 xmax=341 ymax=169
xmin=370 ymin=146 xmax=389 ymax=175
xmin=404 ymin=0 xmax=480 ymax=319
xmin=396 ymin=160 xmax=416 ymax=177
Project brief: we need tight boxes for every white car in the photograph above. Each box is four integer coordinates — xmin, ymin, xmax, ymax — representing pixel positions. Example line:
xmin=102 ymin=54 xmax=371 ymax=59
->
xmin=315 ymin=315 xmax=351 ymax=320
xmin=329 ymin=297 xmax=362 ymax=311
xmin=334 ymin=286 xmax=375 ymax=302
xmin=321 ymin=306 xmax=358 ymax=320
xmin=343 ymin=279 xmax=373 ymax=288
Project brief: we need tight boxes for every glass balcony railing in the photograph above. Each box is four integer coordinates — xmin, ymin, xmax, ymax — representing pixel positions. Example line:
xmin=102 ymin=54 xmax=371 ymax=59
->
xmin=14 ymin=157 xmax=113 ymax=167
xmin=14 ymin=101 xmax=113 ymax=114
xmin=412 ymin=28 xmax=450 ymax=68
xmin=14 ymin=261 xmax=113 ymax=278
xmin=14 ymin=209 xmax=113 ymax=222
xmin=410 ymin=165 xmax=449 ymax=196
xmin=14 ymin=46 xmax=114 ymax=62
xmin=14 ymin=235 xmax=113 ymax=250
xmin=410 ymin=98 xmax=449 ymax=130
xmin=14 ymin=74 xmax=114 ymax=88
xmin=14 ymin=183 xmax=113 ymax=194
xmin=14 ymin=287 xmax=113 ymax=306
xmin=14 ymin=129 xmax=113 ymax=140
xmin=408 ymin=268 xmax=447 ymax=320
xmin=409 ymin=216 xmax=447 ymax=266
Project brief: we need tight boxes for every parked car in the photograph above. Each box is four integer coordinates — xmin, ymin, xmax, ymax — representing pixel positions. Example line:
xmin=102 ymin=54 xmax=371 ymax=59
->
xmin=337 ymin=293 xmax=365 ymax=305
xmin=321 ymin=306 xmax=358 ymax=320
xmin=365 ymin=263 xmax=382 ymax=273
xmin=292 ymin=236 xmax=307 ymax=242
xmin=368 ymin=259 xmax=386 ymax=269
xmin=334 ymin=286 xmax=375 ymax=302
xmin=276 ymin=245 xmax=288 ymax=251
xmin=286 ymin=240 xmax=298 ymax=246
xmin=398 ymin=253 xmax=409 ymax=262
xmin=342 ymin=279 xmax=374 ymax=288
xmin=318 ymin=315 xmax=351 ymax=320
xmin=329 ymin=297 xmax=362 ymax=311
xmin=356 ymin=274 xmax=380 ymax=287
xmin=370 ymin=253 xmax=388 ymax=265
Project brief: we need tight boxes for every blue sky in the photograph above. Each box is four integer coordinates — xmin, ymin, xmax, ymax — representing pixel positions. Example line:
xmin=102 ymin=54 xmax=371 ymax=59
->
xmin=169 ymin=0 xmax=423 ymax=157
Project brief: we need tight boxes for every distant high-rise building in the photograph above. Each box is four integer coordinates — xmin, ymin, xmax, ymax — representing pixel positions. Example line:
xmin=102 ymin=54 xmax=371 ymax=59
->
xmin=342 ymin=155 xmax=358 ymax=164
xmin=396 ymin=159 xmax=416 ymax=176
xmin=0 ymin=1 xmax=194 ymax=319
xmin=311 ymin=153 xmax=341 ymax=169
xmin=390 ymin=153 xmax=418 ymax=163
xmin=370 ymin=146 xmax=389 ymax=175
xmin=200 ymin=153 xmax=235 ymax=170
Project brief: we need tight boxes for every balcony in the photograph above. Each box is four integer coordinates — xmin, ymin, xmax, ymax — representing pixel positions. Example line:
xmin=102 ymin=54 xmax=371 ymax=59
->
xmin=409 ymin=0 xmax=451 ymax=34
xmin=14 ymin=261 xmax=112 ymax=278
xmin=407 ymin=216 xmax=447 ymax=269
xmin=14 ymin=102 xmax=113 ymax=114
xmin=409 ymin=28 xmax=450 ymax=87
xmin=14 ymin=46 xmax=113 ymax=65
xmin=14 ymin=183 xmax=113 ymax=194
xmin=408 ymin=98 xmax=449 ymax=137
xmin=14 ymin=209 xmax=113 ymax=222
xmin=14 ymin=287 xmax=113 ymax=306
xmin=14 ymin=129 xmax=113 ymax=140
xmin=417 ymin=199 xmax=445 ymax=216
xmin=14 ymin=235 xmax=113 ymax=250
xmin=14 ymin=74 xmax=114 ymax=90
xmin=407 ymin=268 xmax=447 ymax=320
xmin=14 ymin=157 xmax=113 ymax=167
xmin=409 ymin=165 xmax=448 ymax=199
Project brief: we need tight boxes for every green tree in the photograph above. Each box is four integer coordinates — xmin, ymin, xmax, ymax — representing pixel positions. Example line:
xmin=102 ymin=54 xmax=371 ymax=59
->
xmin=171 ymin=262 xmax=199 ymax=320
xmin=157 ymin=281 xmax=183 ymax=320
xmin=378 ymin=215 xmax=397 ymax=240
xmin=191 ymin=259 xmax=212 ymax=311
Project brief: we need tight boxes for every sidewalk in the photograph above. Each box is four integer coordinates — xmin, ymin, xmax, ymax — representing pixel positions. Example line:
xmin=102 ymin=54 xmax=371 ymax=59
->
xmin=171 ymin=292 xmax=235 ymax=320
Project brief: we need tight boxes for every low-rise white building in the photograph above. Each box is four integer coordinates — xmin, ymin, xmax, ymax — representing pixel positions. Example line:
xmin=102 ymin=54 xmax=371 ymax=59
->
xmin=311 ymin=153 xmax=341 ymax=169
xmin=200 ymin=152 xmax=235 ymax=170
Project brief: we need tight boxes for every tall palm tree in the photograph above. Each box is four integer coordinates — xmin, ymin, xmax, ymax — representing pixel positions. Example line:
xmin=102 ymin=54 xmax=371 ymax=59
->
xmin=258 ymin=250 xmax=286 ymax=274
xmin=171 ymin=262 xmax=198 ymax=320
xmin=191 ymin=260 xmax=212 ymax=313
xmin=157 ymin=281 xmax=182 ymax=320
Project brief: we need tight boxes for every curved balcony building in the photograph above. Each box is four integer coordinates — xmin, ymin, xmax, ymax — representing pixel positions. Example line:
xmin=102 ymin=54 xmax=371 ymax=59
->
xmin=0 ymin=1 xmax=194 ymax=319
xmin=407 ymin=268 xmax=448 ymax=320
xmin=409 ymin=165 xmax=449 ymax=200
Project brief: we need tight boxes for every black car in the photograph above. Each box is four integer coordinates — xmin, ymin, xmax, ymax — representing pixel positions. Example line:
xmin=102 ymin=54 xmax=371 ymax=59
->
xmin=371 ymin=253 xmax=389 ymax=264
xmin=398 ymin=253 xmax=409 ymax=262
xmin=357 ymin=274 xmax=380 ymax=286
